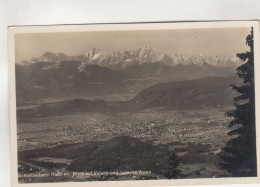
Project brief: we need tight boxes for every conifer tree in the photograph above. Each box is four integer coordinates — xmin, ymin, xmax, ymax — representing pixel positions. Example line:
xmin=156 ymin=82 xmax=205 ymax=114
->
xmin=220 ymin=27 xmax=257 ymax=177
xmin=164 ymin=151 xmax=180 ymax=179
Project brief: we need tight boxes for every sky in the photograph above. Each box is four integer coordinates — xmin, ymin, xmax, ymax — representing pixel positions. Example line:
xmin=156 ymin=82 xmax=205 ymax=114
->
xmin=15 ymin=27 xmax=251 ymax=62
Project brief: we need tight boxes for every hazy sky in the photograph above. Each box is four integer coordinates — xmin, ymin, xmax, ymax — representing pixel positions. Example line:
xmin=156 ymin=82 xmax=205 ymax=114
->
xmin=15 ymin=27 xmax=251 ymax=62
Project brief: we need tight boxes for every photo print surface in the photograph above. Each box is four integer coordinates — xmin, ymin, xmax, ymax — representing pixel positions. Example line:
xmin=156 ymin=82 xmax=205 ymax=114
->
xmin=8 ymin=21 xmax=260 ymax=186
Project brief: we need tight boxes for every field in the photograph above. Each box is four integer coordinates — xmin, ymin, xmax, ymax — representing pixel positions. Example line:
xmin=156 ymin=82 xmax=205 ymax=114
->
xmin=17 ymin=106 xmax=234 ymax=182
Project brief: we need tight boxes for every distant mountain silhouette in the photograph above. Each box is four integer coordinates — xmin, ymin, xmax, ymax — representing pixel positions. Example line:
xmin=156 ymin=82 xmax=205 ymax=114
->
xmin=16 ymin=59 xmax=238 ymax=105
xmin=121 ymin=62 xmax=236 ymax=79
xmin=126 ymin=76 xmax=237 ymax=110
xmin=16 ymin=61 xmax=130 ymax=104
xmin=17 ymin=76 xmax=238 ymax=119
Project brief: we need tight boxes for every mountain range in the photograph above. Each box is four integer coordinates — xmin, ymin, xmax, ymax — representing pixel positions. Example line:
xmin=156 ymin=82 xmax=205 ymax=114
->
xmin=16 ymin=59 xmax=238 ymax=105
xmin=15 ymin=61 xmax=129 ymax=104
xmin=16 ymin=45 xmax=241 ymax=111
xmin=17 ymin=75 xmax=238 ymax=119
xmin=18 ymin=45 xmax=242 ymax=68
xmin=125 ymin=75 xmax=237 ymax=110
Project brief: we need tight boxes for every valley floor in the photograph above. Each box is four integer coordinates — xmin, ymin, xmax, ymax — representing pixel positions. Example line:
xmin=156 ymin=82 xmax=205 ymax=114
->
xmin=17 ymin=106 xmax=234 ymax=183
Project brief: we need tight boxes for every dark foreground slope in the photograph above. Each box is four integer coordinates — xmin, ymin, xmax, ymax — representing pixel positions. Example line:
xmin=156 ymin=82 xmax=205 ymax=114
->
xmin=18 ymin=135 xmax=230 ymax=181
xmin=19 ymin=136 xmax=169 ymax=174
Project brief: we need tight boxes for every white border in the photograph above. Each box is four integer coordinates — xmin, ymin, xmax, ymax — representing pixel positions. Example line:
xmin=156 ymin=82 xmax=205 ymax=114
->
xmin=8 ymin=21 xmax=260 ymax=187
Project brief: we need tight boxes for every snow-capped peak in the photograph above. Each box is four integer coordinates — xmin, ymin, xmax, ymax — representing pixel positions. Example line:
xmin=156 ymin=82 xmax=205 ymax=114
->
xmin=16 ymin=46 xmax=242 ymax=68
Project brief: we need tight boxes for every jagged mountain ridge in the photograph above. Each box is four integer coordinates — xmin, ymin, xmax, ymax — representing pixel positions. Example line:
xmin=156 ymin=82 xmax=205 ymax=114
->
xmin=18 ymin=45 xmax=241 ymax=68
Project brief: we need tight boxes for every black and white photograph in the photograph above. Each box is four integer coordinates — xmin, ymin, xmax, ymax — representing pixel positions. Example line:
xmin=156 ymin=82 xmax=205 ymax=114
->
xmin=8 ymin=21 xmax=260 ymax=186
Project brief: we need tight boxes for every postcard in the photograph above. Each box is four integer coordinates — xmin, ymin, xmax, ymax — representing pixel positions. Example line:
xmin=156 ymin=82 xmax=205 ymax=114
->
xmin=8 ymin=21 xmax=260 ymax=186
